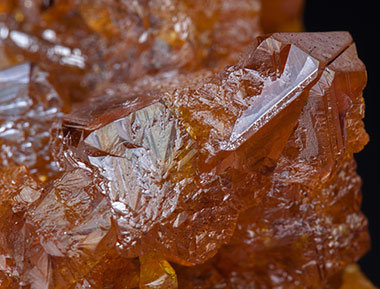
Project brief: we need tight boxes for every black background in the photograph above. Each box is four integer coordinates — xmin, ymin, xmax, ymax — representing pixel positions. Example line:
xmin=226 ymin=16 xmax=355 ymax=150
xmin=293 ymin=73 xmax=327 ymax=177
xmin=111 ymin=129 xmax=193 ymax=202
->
xmin=304 ymin=0 xmax=379 ymax=285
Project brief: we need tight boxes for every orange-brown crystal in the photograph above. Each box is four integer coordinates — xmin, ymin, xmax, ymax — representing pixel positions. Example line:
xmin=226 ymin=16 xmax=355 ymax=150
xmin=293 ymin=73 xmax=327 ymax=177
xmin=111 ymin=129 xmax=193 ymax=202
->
xmin=336 ymin=265 xmax=378 ymax=289
xmin=0 ymin=1 xmax=374 ymax=289
xmin=0 ymin=0 xmax=303 ymax=104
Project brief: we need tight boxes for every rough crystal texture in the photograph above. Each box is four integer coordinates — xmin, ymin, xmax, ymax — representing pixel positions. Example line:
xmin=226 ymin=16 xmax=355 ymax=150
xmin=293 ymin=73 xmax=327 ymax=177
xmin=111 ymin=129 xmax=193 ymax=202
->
xmin=0 ymin=0 xmax=303 ymax=105
xmin=0 ymin=1 xmax=374 ymax=289
xmin=0 ymin=62 xmax=62 ymax=179
xmin=50 ymin=31 xmax=369 ymax=288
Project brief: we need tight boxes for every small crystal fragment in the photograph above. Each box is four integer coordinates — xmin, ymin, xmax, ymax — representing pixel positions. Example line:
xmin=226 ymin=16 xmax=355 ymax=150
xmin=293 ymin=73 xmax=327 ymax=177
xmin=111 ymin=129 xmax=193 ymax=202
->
xmin=324 ymin=265 xmax=378 ymax=289
xmin=337 ymin=265 xmax=377 ymax=289
xmin=140 ymin=255 xmax=178 ymax=289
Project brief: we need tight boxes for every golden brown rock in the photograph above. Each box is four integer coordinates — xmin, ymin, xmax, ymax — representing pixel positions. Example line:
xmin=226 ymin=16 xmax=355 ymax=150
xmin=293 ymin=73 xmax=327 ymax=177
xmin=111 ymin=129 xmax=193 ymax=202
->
xmin=140 ymin=254 xmax=178 ymax=288
xmin=0 ymin=1 xmax=375 ymax=289
xmin=337 ymin=265 xmax=378 ymax=289
xmin=323 ymin=265 xmax=378 ymax=289
xmin=0 ymin=0 xmax=303 ymax=105
xmin=54 ymin=31 xmax=368 ymax=288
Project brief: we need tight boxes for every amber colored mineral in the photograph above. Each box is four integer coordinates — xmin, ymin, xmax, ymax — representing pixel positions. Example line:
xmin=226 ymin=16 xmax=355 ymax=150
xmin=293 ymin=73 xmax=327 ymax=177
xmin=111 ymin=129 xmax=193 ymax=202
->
xmin=0 ymin=0 xmax=303 ymax=105
xmin=335 ymin=265 xmax=378 ymax=289
xmin=0 ymin=1 xmax=375 ymax=289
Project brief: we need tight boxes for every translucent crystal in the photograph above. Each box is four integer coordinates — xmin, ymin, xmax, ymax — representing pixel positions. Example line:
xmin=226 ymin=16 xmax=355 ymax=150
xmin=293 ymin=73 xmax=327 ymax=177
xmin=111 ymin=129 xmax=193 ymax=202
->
xmin=0 ymin=1 xmax=374 ymax=288
xmin=336 ymin=265 xmax=377 ymax=289
xmin=54 ymin=32 xmax=369 ymax=288
xmin=0 ymin=62 xmax=62 ymax=179
xmin=140 ymin=255 xmax=178 ymax=289
xmin=0 ymin=0 xmax=303 ymax=105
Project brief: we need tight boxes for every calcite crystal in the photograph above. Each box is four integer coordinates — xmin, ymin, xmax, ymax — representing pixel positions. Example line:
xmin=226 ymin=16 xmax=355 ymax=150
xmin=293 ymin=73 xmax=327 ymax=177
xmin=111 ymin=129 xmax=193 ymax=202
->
xmin=0 ymin=62 xmax=62 ymax=180
xmin=0 ymin=0 xmax=303 ymax=103
xmin=0 ymin=1 xmax=375 ymax=289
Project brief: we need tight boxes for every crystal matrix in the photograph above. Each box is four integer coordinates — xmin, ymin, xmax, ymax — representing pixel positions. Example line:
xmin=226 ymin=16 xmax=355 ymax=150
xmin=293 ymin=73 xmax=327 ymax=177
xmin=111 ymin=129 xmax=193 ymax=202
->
xmin=0 ymin=1 xmax=374 ymax=289
xmin=0 ymin=0 xmax=303 ymax=104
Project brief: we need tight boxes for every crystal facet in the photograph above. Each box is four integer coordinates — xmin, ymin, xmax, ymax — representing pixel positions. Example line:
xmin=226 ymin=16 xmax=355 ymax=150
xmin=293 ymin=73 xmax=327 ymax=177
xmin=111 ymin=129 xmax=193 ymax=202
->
xmin=0 ymin=62 xmax=62 ymax=179
xmin=0 ymin=0 xmax=303 ymax=104
xmin=0 ymin=1 xmax=374 ymax=289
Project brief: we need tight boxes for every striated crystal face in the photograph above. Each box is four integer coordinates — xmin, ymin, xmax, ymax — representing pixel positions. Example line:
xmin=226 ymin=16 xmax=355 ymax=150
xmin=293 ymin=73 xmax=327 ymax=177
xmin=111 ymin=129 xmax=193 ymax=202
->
xmin=0 ymin=62 xmax=62 ymax=179
xmin=0 ymin=0 xmax=303 ymax=105
xmin=41 ymin=31 xmax=368 ymax=288
xmin=62 ymin=98 xmax=239 ymax=265
xmin=0 ymin=1 xmax=374 ymax=288
xmin=83 ymin=101 xmax=198 ymax=257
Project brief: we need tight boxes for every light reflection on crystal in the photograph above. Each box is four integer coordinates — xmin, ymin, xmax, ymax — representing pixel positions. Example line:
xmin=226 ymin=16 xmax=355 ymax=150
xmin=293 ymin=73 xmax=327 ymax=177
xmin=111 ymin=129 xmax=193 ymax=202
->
xmin=227 ymin=43 xmax=319 ymax=150
xmin=0 ymin=62 xmax=62 ymax=176
xmin=85 ymin=102 xmax=197 ymax=243
xmin=0 ymin=20 xmax=372 ymax=288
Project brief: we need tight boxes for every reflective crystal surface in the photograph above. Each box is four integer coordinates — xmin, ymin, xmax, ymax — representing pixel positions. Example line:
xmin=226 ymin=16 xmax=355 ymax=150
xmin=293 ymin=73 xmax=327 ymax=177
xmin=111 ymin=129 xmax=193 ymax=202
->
xmin=0 ymin=62 xmax=62 ymax=179
xmin=0 ymin=1 xmax=375 ymax=289
xmin=0 ymin=0 xmax=303 ymax=105
xmin=53 ymin=31 xmax=369 ymax=288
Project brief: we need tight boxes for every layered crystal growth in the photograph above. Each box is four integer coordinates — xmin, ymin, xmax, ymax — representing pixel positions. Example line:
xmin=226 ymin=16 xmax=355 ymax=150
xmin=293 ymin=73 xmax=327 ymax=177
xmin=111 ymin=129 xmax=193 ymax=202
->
xmin=0 ymin=1 xmax=375 ymax=289
xmin=0 ymin=62 xmax=62 ymax=179
xmin=0 ymin=0 xmax=303 ymax=103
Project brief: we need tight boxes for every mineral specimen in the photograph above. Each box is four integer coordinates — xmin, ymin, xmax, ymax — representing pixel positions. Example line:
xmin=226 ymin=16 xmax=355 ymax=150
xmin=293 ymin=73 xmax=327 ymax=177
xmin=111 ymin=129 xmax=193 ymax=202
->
xmin=0 ymin=0 xmax=303 ymax=104
xmin=0 ymin=0 xmax=375 ymax=289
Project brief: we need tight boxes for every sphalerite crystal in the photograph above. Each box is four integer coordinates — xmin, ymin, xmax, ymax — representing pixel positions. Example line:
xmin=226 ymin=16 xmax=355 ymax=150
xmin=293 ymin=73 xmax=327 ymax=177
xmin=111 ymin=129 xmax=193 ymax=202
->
xmin=0 ymin=1 xmax=376 ymax=289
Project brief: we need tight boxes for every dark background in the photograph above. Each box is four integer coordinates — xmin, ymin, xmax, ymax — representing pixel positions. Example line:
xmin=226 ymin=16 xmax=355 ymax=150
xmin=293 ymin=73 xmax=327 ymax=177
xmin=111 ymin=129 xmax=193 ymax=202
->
xmin=304 ymin=0 xmax=379 ymax=285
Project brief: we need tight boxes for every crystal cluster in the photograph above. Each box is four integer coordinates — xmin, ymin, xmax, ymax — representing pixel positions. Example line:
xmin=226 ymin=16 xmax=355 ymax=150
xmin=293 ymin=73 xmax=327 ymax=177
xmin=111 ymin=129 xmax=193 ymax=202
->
xmin=0 ymin=1 xmax=376 ymax=289
xmin=0 ymin=0 xmax=303 ymax=102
